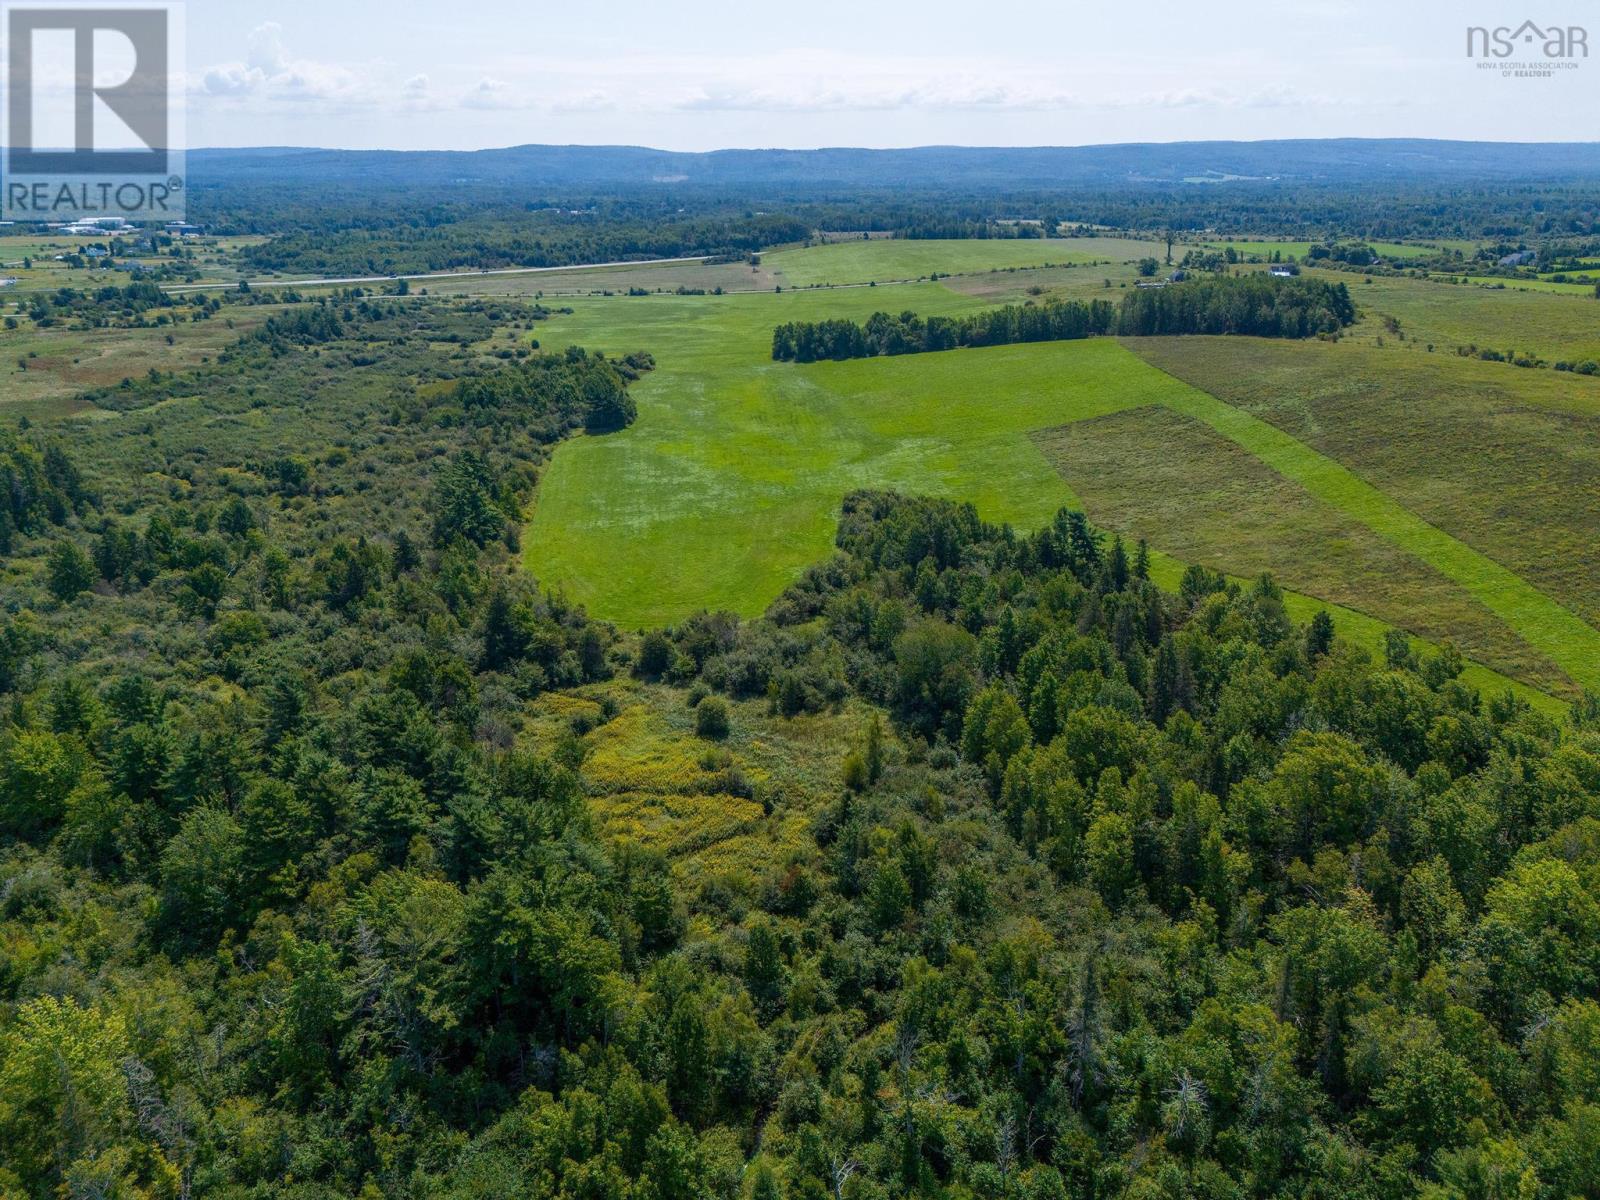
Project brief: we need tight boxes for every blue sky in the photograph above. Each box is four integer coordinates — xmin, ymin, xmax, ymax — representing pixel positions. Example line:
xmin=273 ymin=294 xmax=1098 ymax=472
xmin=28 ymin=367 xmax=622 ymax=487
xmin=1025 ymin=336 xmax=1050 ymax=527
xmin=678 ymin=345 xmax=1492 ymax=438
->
xmin=172 ymin=0 xmax=1597 ymax=149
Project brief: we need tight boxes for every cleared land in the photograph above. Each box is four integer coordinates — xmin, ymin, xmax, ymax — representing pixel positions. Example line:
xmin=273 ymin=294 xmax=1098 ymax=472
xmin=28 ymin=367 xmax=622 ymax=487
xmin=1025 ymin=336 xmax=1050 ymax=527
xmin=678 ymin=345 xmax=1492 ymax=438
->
xmin=1429 ymin=276 xmax=1598 ymax=297
xmin=940 ymin=260 xmax=1146 ymax=303
xmin=1034 ymin=405 xmax=1567 ymax=692
xmin=524 ymin=285 xmax=1155 ymax=627
xmin=1 ymin=310 xmax=277 ymax=418
xmin=523 ymin=283 xmax=1570 ymax=707
xmin=419 ymin=258 xmax=780 ymax=297
xmin=1129 ymin=335 xmax=1600 ymax=692
xmin=1333 ymin=270 xmax=1600 ymax=361
xmin=1198 ymin=239 xmax=1475 ymax=259
xmin=765 ymin=237 xmax=1161 ymax=287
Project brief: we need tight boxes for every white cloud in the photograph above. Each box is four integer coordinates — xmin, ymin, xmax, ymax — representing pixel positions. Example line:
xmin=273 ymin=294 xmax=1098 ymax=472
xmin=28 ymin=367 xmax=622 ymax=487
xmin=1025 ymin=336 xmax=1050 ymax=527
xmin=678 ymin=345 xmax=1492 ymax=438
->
xmin=247 ymin=22 xmax=288 ymax=76
xmin=186 ymin=25 xmax=1430 ymax=147
xmin=199 ymin=23 xmax=389 ymax=110
xmin=462 ymin=77 xmax=530 ymax=110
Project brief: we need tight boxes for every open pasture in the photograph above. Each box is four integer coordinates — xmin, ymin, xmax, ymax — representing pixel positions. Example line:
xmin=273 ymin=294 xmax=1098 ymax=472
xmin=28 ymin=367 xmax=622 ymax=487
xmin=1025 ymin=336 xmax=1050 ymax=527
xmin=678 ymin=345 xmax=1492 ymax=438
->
xmin=1128 ymin=334 xmax=1600 ymax=691
xmin=1334 ymin=270 xmax=1600 ymax=362
xmin=0 ymin=310 xmax=278 ymax=418
xmin=765 ymin=236 xmax=1162 ymax=287
xmin=1199 ymin=239 xmax=1473 ymax=260
xmin=416 ymin=256 xmax=781 ymax=298
xmin=939 ymin=259 xmax=1146 ymax=303
xmin=1034 ymin=405 xmax=1567 ymax=693
xmin=523 ymin=285 xmax=1575 ymax=703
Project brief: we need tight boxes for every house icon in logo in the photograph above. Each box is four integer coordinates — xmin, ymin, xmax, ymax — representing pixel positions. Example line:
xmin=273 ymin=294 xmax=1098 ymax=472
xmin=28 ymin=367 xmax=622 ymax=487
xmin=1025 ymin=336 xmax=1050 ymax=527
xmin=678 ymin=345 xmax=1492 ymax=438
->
xmin=1509 ymin=19 xmax=1545 ymax=43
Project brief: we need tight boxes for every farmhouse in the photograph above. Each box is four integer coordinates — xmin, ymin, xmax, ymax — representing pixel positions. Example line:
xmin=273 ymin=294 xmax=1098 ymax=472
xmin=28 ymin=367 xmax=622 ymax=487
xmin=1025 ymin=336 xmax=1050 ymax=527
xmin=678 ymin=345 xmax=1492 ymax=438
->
xmin=1269 ymin=264 xmax=1299 ymax=277
xmin=1498 ymin=250 xmax=1536 ymax=267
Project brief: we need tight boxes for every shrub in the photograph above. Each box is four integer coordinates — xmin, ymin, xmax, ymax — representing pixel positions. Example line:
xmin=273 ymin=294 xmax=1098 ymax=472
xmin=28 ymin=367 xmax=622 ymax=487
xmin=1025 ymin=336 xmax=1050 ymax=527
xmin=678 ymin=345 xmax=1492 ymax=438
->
xmin=637 ymin=630 xmax=673 ymax=677
xmin=695 ymin=696 xmax=730 ymax=740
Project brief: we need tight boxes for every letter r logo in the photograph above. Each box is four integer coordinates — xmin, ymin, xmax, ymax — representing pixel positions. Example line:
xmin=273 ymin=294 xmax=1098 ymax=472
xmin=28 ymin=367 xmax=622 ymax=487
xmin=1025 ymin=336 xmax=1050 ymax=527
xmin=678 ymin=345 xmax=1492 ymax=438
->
xmin=6 ymin=5 xmax=169 ymax=174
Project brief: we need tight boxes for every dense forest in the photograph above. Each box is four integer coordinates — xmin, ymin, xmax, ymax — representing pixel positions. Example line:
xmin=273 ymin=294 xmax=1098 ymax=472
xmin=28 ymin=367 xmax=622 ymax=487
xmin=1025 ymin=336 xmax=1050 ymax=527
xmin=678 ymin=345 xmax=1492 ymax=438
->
xmin=162 ymin=160 xmax=1600 ymax=264
xmin=772 ymin=277 xmax=1356 ymax=363
xmin=2 ymin=264 xmax=1598 ymax=1200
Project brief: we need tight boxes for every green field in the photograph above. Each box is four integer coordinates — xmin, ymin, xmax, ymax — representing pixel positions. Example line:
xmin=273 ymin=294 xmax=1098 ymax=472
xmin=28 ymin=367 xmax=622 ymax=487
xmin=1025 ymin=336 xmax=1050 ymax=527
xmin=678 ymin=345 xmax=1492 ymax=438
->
xmin=1034 ymin=404 xmax=1565 ymax=692
xmin=1436 ymin=275 xmax=1599 ymax=296
xmin=1333 ymin=270 xmax=1600 ymax=362
xmin=526 ymin=284 xmax=1140 ymax=625
xmin=0 ymin=310 xmax=277 ymax=418
xmin=1199 ymin=239 xmax=1473 ymax=259
xmin=765 ymin=236 xmax=1160 ymax=287
xmin=419 ymin=257 xmax=781 ymax=297
xmin=523 ymin=282 xmax=1587 ymax=708
xmin=940 ymin=259 xmax=1146 ymax=303
xmin=1129 ymin=336 xmax=1600 ymax=655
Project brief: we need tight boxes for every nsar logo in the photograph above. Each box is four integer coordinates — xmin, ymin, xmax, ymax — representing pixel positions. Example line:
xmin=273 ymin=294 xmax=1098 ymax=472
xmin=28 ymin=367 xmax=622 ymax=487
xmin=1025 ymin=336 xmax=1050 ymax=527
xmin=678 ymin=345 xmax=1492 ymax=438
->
xmin=1466 ymin=20 xmax=1588 ymax=58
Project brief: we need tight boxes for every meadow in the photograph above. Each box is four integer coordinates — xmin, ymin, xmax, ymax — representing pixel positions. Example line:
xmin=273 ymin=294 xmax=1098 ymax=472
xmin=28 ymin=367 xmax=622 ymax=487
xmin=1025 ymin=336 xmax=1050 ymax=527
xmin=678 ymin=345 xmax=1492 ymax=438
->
xmin=1198 ymin=239 xmax=1466 ymax=259
xmin=1427 ymin=275 xmax=1599 ymax=296
xmin=0 ymin=308 xmax=277 ymax=418
xmin=1129 ymin=335 xmax=1600 ymax=658
xmin=419 ymin=257 xmax=781 ymax=297
xmin=1033 ymin=404 xmax=1566 ymax=692
xmin=764 ymin=236 xmax=1161 ymax=286
xmin=523 ymin=273 xmax=1587 ymax=708
xmin=1327 ymin=269 xmax=1600 ymax=362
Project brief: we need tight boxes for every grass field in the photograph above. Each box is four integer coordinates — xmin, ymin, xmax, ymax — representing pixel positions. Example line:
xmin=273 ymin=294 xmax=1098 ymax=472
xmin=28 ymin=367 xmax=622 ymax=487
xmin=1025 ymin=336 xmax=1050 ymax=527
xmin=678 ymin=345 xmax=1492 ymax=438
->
xmin=940 ymin=260 xmax=1146 ymax=303
xmin=765 ymin=237 xmax=1161 ymax=287
xmin=1128 ymin=336 xmax=1600 ymax=692
xmin=525 ymin=285 xmax=1155 ymax=626
xmin=1332 ymin=270 xmax=1600 ymax=362
xmin=1431 ymin=275 xmax=1599 ymax=297
xmin=1198 ymin=240 xmax=1475 ymax=260
xmin=523 ymin=285 xmax=1582 ymax=707
xmin=1034 ymin=405 xmax=1567 ymax=692
xmin=0 ymin=310 xmax=277 ymax=418
xmin=417 ymin=258 xmax=781 ymax=297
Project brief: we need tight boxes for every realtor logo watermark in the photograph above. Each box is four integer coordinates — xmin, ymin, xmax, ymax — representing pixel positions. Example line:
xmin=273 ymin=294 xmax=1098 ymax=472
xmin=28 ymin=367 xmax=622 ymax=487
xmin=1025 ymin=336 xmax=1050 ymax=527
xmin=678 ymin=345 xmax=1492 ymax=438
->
xmin=1467 ymin=20 xmax=1587 ymax=78
xmin=2 ymin=2 xmax=185 ymax=220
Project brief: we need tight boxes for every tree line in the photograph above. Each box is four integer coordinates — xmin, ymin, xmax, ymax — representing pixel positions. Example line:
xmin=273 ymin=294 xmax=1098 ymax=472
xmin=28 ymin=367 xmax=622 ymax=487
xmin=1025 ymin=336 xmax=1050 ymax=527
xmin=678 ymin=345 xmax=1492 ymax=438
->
xmin=772 ymin=275 xmax=1356 ymax=362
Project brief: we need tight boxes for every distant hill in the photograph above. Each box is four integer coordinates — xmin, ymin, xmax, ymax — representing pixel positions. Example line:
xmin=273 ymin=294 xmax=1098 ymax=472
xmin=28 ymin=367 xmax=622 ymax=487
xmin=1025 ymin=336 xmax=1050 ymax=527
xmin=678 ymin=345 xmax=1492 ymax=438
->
xmin=186 ymin=139 xmax=1600 ymax=189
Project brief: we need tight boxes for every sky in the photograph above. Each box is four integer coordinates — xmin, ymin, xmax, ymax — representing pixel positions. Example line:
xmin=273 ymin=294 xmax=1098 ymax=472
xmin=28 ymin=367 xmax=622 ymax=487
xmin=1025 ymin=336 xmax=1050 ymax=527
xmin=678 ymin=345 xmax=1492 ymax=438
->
xmin=57 ymin=0 xmax=1600 ymax=150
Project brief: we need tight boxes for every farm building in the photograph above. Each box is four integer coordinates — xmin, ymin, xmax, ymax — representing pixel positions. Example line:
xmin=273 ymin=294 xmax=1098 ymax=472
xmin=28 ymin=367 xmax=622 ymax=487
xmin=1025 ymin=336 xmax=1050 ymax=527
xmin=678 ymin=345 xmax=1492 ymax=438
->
xmin=1498 ymin=250 xmax=1536 ymax=267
